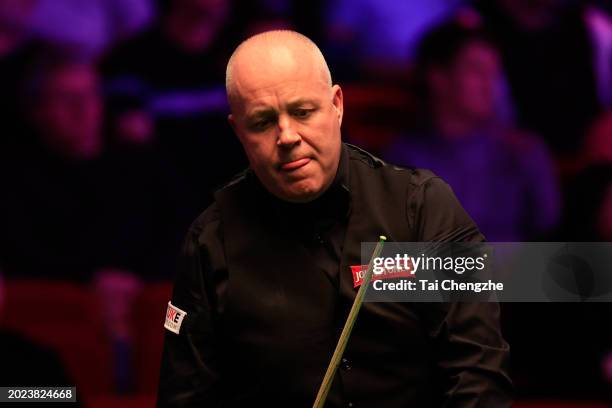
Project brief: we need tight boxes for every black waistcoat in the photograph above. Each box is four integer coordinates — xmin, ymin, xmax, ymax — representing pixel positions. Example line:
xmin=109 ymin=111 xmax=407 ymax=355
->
xmin=213 ymin=145 xmax=443 ymax=407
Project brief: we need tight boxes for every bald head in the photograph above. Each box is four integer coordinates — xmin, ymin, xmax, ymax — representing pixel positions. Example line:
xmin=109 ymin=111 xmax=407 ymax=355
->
xmin=225 ymin=30 xmax=343 ymax=203
xmin=225 ymin=30 xmax=332 ymax=109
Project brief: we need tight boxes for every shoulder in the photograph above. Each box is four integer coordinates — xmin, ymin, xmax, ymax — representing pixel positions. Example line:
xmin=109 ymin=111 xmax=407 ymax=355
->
xmin=346 ymin=143 xmax=441 ymax=188
xmin=408 ymin=176 xmax=484 ymax=242
xmin=187 ymin=168 xmax=252 ymax=245
xmin=345 ymin=144 xmax=480 ymax=240
xmin=190 ymin=203 xmax=220 ymax=233
xmin=184 ymin=203 xmax=221 ymax=252
xmin=215 ymin=167 xmax=252 ymax=192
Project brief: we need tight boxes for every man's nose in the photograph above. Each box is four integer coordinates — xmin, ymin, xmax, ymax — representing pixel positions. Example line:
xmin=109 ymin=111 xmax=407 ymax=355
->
xmin=277 ymin=115 xmax=301 ymax=147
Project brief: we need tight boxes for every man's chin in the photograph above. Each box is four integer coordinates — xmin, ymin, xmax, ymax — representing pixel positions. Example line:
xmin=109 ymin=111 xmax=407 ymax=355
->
xmin=277 ymin=181 xmax=325 ymax=203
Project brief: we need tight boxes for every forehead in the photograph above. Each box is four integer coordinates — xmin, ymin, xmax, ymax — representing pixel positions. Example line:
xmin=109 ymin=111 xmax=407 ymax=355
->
xmin=231 ymin=45 xmax=329 ymax=110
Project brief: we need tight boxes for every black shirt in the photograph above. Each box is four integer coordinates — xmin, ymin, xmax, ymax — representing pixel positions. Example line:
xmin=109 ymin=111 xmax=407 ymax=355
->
xmin=157 ymin=143 xmax=512 ymax=407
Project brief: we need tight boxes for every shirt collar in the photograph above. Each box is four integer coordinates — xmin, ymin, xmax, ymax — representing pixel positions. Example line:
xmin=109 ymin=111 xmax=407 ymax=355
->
xmin=249 ymin=143 xmax=351 ymax=220
xmin=334 ymin=142 xmax=351 ymax=196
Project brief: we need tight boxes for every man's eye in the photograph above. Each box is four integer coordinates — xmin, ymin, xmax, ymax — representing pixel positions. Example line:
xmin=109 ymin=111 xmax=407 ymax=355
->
xmin=293 ymin=109 xmax=312 ymax=118
xmin=251 ymin=119 xmax=272 ymax=131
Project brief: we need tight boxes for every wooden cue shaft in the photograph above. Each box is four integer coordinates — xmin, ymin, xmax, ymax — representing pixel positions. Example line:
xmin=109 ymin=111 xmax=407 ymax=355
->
xmin=312 ymin=235 xmax=387 ymax=408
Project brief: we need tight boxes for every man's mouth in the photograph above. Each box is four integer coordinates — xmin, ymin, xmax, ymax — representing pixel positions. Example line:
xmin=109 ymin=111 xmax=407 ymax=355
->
xmin=280 ymin=157 xmax=311 ymax=171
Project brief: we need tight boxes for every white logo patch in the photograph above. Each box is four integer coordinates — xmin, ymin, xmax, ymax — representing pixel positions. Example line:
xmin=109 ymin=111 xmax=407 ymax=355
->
xmin=164 ymin=301 xmax=187 ymax=334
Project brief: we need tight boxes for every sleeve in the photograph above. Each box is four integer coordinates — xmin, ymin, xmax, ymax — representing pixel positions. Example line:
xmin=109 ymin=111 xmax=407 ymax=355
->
xmin=156 ymin=204 xmax=225 ymax=407
xmin=408 ymin=176 xmax=514 ymax=407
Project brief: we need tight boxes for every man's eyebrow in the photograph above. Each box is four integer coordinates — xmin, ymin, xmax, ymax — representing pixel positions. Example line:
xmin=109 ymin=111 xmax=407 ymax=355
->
xmin=246 ymin=99 xmax=319 ymax=118
xmin=247 ymin=107 xmax=277 ymax=119
xmin=286 ymin=99 xmax=320 ymax=109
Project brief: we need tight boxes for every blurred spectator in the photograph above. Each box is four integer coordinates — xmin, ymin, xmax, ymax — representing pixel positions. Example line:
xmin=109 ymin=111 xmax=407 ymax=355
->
xmin=0 ymin=271 xmax=78 ymax=398
xmin=474 ymin=0 xmax=608 ymax=158
xmin=1 ymin=56 xmax=184 ymax=282
xmin=585 ymin=4 xmax=612 ymax=109
xmin=384 ymin=16 xmax=560 ymax=241
xmin=0 ymin=55 xmax=184 ymax=392
xmin=0 ymin=58 xmax=109 ymax=280
xmin=325 ymin=0 xmax=466 ymax=80
xmin=26 ymin=60 xmax=104 ymax=160
xmin=102 ymin=0 xmax=247 ymax=218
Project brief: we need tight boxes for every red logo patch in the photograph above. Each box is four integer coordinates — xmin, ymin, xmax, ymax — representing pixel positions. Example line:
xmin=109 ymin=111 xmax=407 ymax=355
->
xmin=351 ymin=261 xmax=415 ymax=288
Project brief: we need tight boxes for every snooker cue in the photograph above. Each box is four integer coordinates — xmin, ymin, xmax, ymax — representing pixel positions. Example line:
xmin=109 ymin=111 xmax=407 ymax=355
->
xmin=312 ymin=235 xmax=387 ymax=408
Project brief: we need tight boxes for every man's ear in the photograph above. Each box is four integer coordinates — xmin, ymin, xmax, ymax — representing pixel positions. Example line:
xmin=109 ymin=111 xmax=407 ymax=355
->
xmin=228 ymin=113 xmax=238 ymax=134
xmin=229 ymin=113 xmax=247 ymax=147
xmin=331 ymin=84 xmax=344 ymax=126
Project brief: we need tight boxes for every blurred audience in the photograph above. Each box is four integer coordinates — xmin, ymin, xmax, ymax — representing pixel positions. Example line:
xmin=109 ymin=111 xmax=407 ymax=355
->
xmin=325 ymin=0 xmax=467 ymax=80
xmin=1 ymin=58 xmax=109 ymax=280
xmin=384 ymin=15 xmax=560 ymax=241
xmin=0 ymin=55 xmax=184 ymax=281
xmin=1 ymin=0 xmax=612 ymax=402
xmin=22 ymin=0 xmax=153 ymax=60
xmin=101 ymin=0 xmax=247 ymax=217
xmin=474 ymin=0 xmax=607 ymax=159
xmin=0 ymin=55 xmax=183 ymax=395
xmin=585 ymin=4 xmax=612 ymax=109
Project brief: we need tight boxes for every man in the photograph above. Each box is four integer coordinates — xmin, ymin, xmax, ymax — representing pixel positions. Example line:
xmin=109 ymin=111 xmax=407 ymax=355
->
xmin=158 ymin=30 xmax=512 ymax=407
xmin=385 ymin=18 xmax=559 ymax=241
xmin=1 ymin=60 xmax=107 ymax=280
xmin=101 ymin=0 xmax=246 ymax=218
xmin=0 ymin=57 xmax=177 ymax=392
xmin=474 ymin=0 xmax=602 ymax=157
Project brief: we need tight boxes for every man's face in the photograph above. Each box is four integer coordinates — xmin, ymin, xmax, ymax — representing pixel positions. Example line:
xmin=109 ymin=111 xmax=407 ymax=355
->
xmin=34 ymin=64 xmax=103 ymax=159
xmin=432 ymin=41 xmax=500 ymax=122
xmin=229 ymin=50 xmax=343 ymax=202
xmin=449 ymin=42 xmax=500 ymax=120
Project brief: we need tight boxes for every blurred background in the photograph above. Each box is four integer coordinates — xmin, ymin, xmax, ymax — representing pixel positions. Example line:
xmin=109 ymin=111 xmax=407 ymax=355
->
xmin=1 ymin=0 xmax=612 ymax=406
